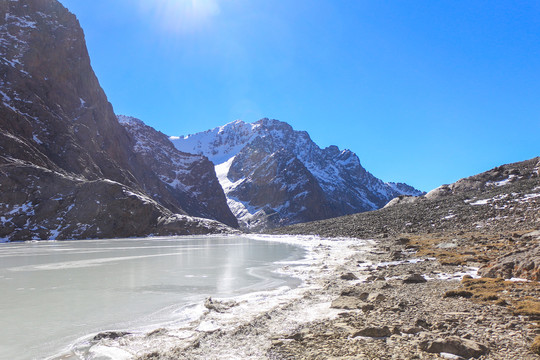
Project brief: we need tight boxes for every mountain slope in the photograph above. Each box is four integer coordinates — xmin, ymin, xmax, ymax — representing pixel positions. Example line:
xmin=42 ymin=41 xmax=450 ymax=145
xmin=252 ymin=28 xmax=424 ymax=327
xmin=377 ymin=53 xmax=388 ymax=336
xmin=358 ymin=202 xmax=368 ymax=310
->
xmin=118 ymin=115 xmax=238 ymax=227
xmin=0 ymin=0 xmax=234 ymax=240
xmin=172 ymin=118 xmax=424 ymax=229
xmin=274 ymin=156 xmax=539 ymax=238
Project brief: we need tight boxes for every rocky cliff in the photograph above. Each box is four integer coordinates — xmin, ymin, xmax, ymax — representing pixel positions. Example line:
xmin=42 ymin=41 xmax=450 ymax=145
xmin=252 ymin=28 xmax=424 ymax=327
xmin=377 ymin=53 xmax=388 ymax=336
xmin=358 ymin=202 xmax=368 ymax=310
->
xmin=172 ymin=118 xmax=424 ymax=230
xmin=0 ymin=0 xmax=235 ymax=240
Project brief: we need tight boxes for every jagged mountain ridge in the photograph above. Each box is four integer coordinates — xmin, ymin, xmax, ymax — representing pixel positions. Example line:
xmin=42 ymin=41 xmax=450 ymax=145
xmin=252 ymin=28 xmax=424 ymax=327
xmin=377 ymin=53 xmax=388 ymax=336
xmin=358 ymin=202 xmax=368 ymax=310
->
xmin=0 ymin=0 xmax=235 ymax=241
xmin=172 ymin=118 xmax=424 ymax=229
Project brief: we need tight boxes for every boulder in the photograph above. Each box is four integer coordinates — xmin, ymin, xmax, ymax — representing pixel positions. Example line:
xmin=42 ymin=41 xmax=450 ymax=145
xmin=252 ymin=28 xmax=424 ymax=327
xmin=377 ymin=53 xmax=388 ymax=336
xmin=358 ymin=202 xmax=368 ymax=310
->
xmin=340 ymin=272 xmax=359 ymax=281
xmin=354 ymin=326 xmax=391 ymax=338
xmin=403 ymin=274 xmax=428 ymax=284
xmin=419 ymin=336 xmax=488 ymax=358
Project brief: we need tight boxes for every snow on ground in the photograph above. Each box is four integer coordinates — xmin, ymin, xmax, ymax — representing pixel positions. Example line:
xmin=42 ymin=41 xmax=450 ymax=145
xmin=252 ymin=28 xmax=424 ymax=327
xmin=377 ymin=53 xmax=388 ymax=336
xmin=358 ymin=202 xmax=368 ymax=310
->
xmin=466 ymin=191 xmax=540 ymax=207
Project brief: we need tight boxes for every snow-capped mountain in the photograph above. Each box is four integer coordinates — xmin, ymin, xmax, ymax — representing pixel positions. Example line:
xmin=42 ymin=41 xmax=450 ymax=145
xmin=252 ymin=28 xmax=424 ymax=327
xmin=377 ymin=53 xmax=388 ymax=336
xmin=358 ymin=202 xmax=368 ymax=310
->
xmin=171 ymin=118 xmax=424 ymax=229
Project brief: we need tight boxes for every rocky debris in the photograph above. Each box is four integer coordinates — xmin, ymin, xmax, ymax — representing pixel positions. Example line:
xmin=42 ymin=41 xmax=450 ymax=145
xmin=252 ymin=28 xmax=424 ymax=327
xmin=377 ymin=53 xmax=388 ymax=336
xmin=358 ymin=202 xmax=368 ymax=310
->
xmin=0 ymin=0 xmax=236 ymax=240
xmin=128 ymin=231 xmax=540 ymax=360
xmin=271 ymin=157 xmax=540 ymax=239
xmin=419 ymin=336 xmax=488 ymax=358
xmin=172 ymin=118 xmax=423 ymax=230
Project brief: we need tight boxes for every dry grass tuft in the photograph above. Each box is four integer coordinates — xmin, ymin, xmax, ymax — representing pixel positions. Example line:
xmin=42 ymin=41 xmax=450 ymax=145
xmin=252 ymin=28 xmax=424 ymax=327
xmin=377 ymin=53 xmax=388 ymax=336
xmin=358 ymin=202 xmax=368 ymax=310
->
xmin=513 ymin=299 xmax=540 ymax=318
xmin=444 ymin=290 xmax=473 ymax=298
xmin=532 ymin=335 xmax=540 ymax=355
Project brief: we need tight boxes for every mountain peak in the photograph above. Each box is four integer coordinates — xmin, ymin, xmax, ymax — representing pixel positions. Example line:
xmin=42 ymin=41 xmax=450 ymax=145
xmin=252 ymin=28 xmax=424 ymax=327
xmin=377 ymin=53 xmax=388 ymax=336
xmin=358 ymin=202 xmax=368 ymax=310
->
xmin=171 ymin=118 xmax=424 ymax=230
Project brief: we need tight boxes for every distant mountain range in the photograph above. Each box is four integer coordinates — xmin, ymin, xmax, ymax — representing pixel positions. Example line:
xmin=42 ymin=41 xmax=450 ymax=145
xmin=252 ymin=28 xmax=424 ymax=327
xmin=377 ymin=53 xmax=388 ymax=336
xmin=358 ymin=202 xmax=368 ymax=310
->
xmin=171 ymin=119 xmax=424 ymax=230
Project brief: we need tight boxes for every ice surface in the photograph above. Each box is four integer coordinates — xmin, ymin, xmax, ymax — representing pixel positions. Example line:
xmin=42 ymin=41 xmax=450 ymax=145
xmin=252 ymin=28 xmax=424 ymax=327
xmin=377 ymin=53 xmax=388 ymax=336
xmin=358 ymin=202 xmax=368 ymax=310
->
xmin=51 ymin=235 xmax=372 ymax=359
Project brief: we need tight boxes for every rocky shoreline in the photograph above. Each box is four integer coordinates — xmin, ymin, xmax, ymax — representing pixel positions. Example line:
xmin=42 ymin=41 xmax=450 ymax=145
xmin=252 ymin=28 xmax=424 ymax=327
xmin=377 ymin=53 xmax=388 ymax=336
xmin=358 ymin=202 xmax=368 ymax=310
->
xmin=92 ymin=232 xmax=536 ymax=359
xmin=266 ymin=234 xmax=539 ymax=360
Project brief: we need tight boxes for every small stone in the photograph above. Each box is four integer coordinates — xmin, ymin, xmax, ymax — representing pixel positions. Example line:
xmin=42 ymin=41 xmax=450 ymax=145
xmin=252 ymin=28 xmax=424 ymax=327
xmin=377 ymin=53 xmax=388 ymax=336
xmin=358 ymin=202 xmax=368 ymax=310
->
xmin=340 ymin=288 xmax=369 ymax=300
xmin=367 ymin=292 xmax=386 ymax=303
xmin=340 ymin=272 xmax=359 ymax=280
xmin=415 ymin=319 xmax=431 ymax=329
xmin=403 ymin=274 xmax=428 ymax=284
xmin=331 ymin=296 xmax=373 ymax=311
xmin=354 ymin=326 xmax=392 ymax=338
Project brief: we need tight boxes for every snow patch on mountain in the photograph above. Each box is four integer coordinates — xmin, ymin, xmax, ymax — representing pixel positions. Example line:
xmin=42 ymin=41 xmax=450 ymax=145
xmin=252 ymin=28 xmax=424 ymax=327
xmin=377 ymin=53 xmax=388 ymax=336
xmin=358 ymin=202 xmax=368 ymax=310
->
xmin=214 ymin=157 xmax=265 ymax=225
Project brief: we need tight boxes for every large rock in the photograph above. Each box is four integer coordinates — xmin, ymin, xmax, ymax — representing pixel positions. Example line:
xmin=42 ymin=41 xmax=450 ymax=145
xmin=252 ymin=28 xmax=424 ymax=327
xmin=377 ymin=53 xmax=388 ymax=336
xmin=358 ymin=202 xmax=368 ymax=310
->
xmin=479 ymin=241 xmax=540 ymax=281
xmin=353 ymin=326 xmax=391 ymax=338
xmin=419 ymin=336 xmax=488 ymax=358
xmin=331 ymin=296 xmax=374 ymax=311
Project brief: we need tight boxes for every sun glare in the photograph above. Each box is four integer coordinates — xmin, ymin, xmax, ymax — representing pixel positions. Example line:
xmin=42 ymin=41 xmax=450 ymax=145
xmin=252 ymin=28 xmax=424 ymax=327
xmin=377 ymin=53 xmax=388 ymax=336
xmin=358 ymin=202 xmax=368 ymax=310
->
xmin=139 ymin=0 xmax=220 ymax=33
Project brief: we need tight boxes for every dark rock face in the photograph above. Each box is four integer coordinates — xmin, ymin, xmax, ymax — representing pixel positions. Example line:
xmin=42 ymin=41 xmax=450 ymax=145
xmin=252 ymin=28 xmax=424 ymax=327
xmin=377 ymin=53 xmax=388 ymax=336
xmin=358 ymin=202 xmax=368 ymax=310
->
xmin=0 ymin=0 xmax=234 ymax=240
xmin=172 ymin=118 xmax=424 ymax=230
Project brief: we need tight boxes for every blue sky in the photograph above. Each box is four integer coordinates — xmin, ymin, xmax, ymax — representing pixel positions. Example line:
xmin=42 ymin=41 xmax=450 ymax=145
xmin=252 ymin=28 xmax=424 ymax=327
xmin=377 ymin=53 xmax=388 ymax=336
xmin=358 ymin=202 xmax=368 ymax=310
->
xmin=61 ymin=0 xmax=539 ymax=192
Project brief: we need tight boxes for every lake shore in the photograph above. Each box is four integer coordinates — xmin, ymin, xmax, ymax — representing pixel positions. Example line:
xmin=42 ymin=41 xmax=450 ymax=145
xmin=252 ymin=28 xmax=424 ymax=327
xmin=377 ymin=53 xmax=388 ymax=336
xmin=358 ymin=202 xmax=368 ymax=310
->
xmin=83 ymin=233 xmax=539 ymax=359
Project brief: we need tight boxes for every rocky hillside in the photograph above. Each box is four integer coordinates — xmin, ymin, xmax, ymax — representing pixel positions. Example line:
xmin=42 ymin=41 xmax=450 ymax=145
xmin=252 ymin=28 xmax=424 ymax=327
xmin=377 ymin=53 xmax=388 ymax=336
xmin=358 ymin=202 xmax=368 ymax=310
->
xmin=0 ymin=0 xmax=235 ymax=241
xmin=273 ymin=156 xmax=540 ymax=280
xmin=172 ymin=119 xmax=423 ymax=230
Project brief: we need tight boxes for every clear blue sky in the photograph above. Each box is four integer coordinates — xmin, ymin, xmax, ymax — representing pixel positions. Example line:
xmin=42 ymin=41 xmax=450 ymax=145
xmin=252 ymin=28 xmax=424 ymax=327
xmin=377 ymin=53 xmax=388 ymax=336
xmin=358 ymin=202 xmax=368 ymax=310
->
xmin=60 ymin=0 xmax=539 ymax=192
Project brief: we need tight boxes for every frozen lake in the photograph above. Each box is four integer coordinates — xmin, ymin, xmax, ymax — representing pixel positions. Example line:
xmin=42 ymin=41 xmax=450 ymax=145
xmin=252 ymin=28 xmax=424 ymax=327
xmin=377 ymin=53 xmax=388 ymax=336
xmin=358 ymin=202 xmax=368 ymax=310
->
xmin=0 ymin=236 xmax=304 ymax=360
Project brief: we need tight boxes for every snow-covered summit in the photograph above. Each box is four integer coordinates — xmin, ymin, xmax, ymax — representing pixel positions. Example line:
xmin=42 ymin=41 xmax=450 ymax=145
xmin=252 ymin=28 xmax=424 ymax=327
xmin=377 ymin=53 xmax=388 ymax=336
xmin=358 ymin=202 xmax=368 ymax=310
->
xmin=170 ymin=118 xmax=424 ymax=230
xmin=171 ymin=119 xmax=261 ymax=164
